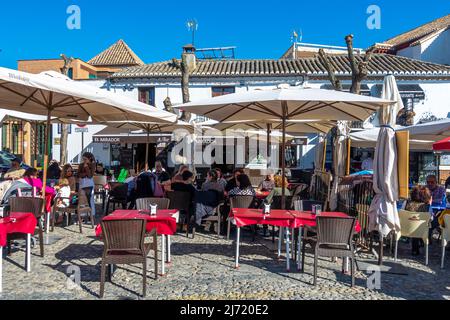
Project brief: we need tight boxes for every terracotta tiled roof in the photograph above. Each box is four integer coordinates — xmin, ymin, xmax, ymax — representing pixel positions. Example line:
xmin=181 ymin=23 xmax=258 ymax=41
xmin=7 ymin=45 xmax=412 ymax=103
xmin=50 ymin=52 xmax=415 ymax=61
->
xmin=88 ymin=39 xmax=144 ymax=67
xmin=383 ymin=14 xmax=450 ymax=48
xmin=110 ymin=54 xmax=450 ymax=80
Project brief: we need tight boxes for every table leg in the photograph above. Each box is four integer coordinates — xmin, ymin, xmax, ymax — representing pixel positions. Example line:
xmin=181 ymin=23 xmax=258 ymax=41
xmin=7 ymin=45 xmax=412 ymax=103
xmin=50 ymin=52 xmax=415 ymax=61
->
xmin=235 ymin=227 xmax=240 ymax=269
xmin=342 ymin=257 xmax=349 ymax=273
xmin=46 ymin=212 xmax=50 ymax=234
xmin=297 ymin=226 xmax=303 ymax=270
xmin=0 ymin=246 xmax=3 ymax=293
xmin=285 ymin=228 xmax=290 ymax=272
xmin=278 ymin=227 xmax=283 ymax=258
xmin=167 ymin=235 xmax=171 ymax=263
xmin=26 ymin=234 xmax=31 ymax=273
xmin=291 ymin=228 xmax=295 ymax=262
xmin=161 ymin=235 xmax=166 ymax=276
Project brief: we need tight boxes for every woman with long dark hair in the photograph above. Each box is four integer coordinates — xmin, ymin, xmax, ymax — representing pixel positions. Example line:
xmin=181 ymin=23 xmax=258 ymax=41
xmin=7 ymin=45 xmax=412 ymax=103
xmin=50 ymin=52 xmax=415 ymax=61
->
xmin=78 ymin=152 xmax=96 ymax=215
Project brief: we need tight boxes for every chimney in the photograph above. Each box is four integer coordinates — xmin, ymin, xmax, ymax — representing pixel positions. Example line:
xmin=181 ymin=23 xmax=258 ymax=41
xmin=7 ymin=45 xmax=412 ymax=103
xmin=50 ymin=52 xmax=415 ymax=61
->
xmin=182 ymin=44 xmax=197 ymax=73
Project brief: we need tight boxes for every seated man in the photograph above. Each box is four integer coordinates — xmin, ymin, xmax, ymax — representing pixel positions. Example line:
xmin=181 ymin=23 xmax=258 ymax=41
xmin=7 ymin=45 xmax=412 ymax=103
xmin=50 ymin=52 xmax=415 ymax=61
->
xmin=426 ymin=175 xmax=446 ymax=206
xmin=426 ymin=175 xmax=446 ymax=243
xmin=4 ymin=158 xmax=25 ymax=180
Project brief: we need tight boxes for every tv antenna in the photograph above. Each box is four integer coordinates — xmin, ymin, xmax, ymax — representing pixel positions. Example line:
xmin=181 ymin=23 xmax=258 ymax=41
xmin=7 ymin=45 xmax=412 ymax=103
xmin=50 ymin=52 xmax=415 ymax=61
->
xmin=187 ymin=19 xmax=198 ymax=46
xmin=291 ymin=29 xmax=302 ymax=59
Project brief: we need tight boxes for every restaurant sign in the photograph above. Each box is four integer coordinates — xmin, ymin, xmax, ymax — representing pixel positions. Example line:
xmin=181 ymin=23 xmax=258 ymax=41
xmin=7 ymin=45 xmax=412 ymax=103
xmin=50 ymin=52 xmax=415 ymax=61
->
xmin=93 ymin=137 xmax=121 ymax=144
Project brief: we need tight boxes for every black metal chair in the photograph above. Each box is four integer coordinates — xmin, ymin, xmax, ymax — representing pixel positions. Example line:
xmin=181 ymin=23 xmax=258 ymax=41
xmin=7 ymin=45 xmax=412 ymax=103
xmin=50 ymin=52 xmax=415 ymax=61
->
xmin=301 ymin=216 xmax=357 ymax=287
xmin=105 ymin=182 xmax=129 ymax=214
xmin=166 ymin=191 xmax=192 ymax=237
xmin=93 ymin=175 xmax=108 ymax=214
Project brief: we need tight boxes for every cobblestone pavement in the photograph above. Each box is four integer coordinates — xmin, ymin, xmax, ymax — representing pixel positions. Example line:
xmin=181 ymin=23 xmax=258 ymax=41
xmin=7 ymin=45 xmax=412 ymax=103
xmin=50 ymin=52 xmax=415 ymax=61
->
xmin=1 ymin=216 xmax=449 ymax=300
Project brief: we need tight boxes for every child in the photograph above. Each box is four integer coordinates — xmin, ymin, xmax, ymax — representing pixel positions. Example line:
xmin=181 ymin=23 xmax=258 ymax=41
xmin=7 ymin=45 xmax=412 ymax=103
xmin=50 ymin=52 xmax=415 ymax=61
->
xmin=55 ymin=178 xmax=71 ymax=208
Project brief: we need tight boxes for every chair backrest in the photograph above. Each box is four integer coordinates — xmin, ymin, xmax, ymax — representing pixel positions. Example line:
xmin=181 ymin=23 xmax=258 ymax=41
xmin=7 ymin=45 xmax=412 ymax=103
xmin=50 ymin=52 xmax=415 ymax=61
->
xmin=78 ymin=188 xmax=91 ymax=209
xmin=9 ymin=197 xmax=44 ymax=218
xmin=166 ymin=191 xmax=191 ymax=212
xmin=109 ymin=182 xmax=128 ymax=200
xmin=102 ymin=219 xmax=146 ymax=253
xmin=316 ymin=216 xmax=356 ymax=247
xmin=398 ymin=209 xmax=431 ymax=240
xmin=230 ymin=195 xmax=254 ymax=209
xmin=93 ymin=175 xmax=107 ymax=186
xmin=443 ymin=215 xmax=450 ymax=241
xmin=136 ymin=197 xmax=170 ymax=210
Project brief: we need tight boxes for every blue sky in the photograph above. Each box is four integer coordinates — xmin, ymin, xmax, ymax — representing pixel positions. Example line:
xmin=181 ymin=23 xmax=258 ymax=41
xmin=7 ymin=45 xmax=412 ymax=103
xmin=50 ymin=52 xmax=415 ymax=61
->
xmin=0 ymin=1 xmax=449 ymax=68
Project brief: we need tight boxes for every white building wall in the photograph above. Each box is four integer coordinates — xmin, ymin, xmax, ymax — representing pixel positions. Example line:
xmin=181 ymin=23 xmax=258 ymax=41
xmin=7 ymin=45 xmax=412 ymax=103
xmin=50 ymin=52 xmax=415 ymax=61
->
xmin=397 ymin=29 xmax=450 ymax=65
xmin=72 ymin=77 xmax=450 ymax=169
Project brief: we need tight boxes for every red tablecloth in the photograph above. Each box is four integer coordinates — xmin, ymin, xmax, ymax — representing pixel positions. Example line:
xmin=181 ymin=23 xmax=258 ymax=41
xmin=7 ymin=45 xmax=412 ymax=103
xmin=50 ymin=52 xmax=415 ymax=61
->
xmin=95 ymin=210 xmax=178 ymax=237
xmin=231 ymin=208 xmax=295 ymax=228
xmin=0 ymin=212 xmax=37 ymax=247
xmin=230 ymin=209 xmax=361 ymax=232
xmin=288 ymin=211 xmax=361 ymax=232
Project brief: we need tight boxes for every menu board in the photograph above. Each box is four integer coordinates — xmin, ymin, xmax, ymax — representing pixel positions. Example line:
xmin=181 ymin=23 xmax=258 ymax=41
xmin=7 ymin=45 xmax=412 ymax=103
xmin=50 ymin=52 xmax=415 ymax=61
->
xmin=120 ymin=148 xmax=134 ymax=169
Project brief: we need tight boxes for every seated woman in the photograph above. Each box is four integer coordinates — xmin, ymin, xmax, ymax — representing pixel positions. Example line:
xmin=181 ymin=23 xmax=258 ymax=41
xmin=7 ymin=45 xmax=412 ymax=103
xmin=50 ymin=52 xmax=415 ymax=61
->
xmin=258 ymin=174 xmax=275 ymax=192
xmin=172 ymin=165 xmax=189 ymax=183
xmin=171 ymin=170 xmax=197 ymax=202
xmin=195 ymin=170 xmax=225 ymax=227
xmin=61 ymin=164 xmax=77 ymax=195
xmin=228 ymin=174 xmax=256 ymax=197
xmin=405 ymin=186 xmax=432 ymax=256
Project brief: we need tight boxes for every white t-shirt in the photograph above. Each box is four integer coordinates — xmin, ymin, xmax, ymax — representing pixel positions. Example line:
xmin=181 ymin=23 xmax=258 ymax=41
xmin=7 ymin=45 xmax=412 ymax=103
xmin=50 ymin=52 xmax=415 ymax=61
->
xmin=361 ymin=157 xmax=374 ymax=171
xmin=57 ymin=186 xmax=71 ymax=207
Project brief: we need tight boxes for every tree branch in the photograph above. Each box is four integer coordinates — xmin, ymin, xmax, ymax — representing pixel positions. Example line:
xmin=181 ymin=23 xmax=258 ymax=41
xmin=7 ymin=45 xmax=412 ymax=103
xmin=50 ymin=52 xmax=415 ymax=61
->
xmin=318 ymin=49 xmax=342 ymax=91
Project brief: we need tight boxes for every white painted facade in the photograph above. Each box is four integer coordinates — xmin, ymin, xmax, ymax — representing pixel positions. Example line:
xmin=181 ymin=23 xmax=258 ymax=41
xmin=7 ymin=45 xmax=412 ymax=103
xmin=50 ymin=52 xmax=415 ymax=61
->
xmin=397 ymin=29 xmax=450 ymax=65
xmin=41 ymin=75 xmax=450 ymax=169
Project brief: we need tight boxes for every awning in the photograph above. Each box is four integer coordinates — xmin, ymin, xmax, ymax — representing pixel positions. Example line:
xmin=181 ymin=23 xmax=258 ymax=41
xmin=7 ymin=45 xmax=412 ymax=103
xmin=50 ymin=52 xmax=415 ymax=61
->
xmin=93 ymin=127 xmax=172 ymax=144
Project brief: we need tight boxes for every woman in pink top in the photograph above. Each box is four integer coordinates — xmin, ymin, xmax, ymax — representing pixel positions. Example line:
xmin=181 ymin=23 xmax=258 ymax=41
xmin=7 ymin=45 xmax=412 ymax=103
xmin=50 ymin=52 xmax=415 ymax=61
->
xmin=21 ymin=168 xmax=55 ymax=212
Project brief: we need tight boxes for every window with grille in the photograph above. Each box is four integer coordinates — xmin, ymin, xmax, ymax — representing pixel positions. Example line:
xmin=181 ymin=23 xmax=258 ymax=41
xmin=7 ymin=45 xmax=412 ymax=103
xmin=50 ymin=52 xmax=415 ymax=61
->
xmin=212 ymin=86 xmax=235 ymax=97
xmin=138 ymin=87 xmax=156 ymax=106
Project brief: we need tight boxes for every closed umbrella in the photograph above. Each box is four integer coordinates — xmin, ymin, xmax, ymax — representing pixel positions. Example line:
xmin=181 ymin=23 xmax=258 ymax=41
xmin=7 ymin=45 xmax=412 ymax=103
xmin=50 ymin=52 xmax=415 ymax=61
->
xmin=329 ymin=121 xmax=350 ymax=210
xmin=0 ymin=67 xmax=177 ymax=202
xmin=177 ymin=85 xmax=392 ymax=208
xmin=368 ymin=75 xmax=402 ymax=254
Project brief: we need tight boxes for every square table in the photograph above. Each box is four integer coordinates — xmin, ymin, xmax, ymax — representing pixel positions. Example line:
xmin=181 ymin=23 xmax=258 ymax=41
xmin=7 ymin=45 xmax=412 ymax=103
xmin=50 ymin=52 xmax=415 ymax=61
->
xmin=96 ymin=209 xmax=179 ymax=276
xmin=0 ymin=212 xmax=37 ymax=293
xmin=229 ymin=209 xmax=360 ymax=272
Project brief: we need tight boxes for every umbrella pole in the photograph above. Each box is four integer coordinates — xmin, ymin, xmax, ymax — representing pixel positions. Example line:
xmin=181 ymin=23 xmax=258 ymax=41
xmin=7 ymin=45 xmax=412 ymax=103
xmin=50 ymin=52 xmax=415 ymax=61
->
xmin=281 ymin=102 xmax=287 ymax=210
xmin=145 ymin=130 xmax=149 ymax=171
xmin=34 ymin=122 xmax=38 ymax=168
xmin=266 ymin=123 xmax=271 ymax=168
xmin=41 ymin=109 xmax=52 ymax=198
